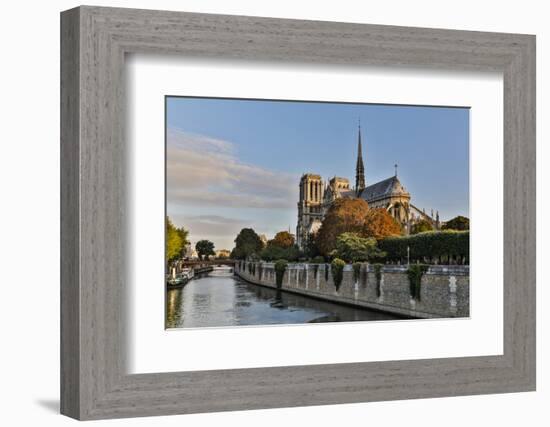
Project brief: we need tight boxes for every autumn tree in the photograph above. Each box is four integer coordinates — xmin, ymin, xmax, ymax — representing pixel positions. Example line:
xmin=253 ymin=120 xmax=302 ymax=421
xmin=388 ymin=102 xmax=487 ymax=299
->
xmin=269 ymin=231 xmax=295 ymax=248
xmin=316 ymin=198 xmax=370 ymax=256
xmin=442 ymin=215 xmax=470 ymax=231
xmin=411 ymin=219 xmax=434 ymax=235
xmin=195 ymin=240 xmax=215 ymax=260
xmin=231 ymin=228 xmax=264 ymax=260
xmin=362 ymin=208 xmax=402 ymax=240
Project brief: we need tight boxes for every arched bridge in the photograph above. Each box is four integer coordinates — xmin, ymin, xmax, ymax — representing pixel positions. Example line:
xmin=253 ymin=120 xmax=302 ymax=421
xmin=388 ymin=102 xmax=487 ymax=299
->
xmin=178 ymin=259 xmax=236 ymax=268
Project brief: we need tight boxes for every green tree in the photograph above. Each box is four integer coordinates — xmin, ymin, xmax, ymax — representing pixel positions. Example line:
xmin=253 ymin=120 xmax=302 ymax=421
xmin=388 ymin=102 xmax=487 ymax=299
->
xmin=303 ymin=233 xmax=321 ymax=259
xmin=411 ymin=219 xmax=434 ymax=235
xmin=333 ymin=232 xmax=385 ymax=263
xmin=166 ymin=217 xmax=183 ymax=263
xmin=195 ymin=240 xmax=215 ymax=260
xmin=442 ymin=215 xmax=470 ymax=231
xmin=176 ymin=227 xmax=190 ymax=258
xmin=232 ymin=228 xmax=264 ymax=260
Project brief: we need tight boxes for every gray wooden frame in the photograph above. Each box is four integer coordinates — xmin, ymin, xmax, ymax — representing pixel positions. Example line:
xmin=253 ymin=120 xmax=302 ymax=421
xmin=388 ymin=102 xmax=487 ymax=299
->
xmin=60 ymin=5 xmax=536 ymax=420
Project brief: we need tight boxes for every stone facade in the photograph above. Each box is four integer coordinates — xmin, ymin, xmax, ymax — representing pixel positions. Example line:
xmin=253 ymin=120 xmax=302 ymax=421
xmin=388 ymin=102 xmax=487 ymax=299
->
xmin=235 ymin=261 xmax=469 ymax=319
xmin=296 ymin=124 xmax=441 ymax=248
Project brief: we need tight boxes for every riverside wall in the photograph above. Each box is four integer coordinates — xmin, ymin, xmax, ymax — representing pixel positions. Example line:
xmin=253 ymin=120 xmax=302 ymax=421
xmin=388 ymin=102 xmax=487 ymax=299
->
xmin=234 ymin=261 xmax=469 ymax=319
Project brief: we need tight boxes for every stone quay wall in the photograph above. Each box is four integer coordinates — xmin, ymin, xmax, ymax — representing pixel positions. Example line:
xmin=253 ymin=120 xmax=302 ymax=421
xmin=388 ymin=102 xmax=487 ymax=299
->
xmin=235 ymin=261 xmax=469 ymax=319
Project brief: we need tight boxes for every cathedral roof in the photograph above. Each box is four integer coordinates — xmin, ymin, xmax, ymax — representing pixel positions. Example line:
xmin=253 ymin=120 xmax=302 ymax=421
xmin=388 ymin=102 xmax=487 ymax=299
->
xmin=358 ymin=176 xmax=410 ymax=202
xmin=339 ymin=189 xmax=356 ymax=198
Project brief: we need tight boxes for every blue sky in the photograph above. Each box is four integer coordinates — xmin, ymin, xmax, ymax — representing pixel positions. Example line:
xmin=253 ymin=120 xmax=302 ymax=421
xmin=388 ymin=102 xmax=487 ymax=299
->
xmin=166 ymin=97 xmax=469 ymax=251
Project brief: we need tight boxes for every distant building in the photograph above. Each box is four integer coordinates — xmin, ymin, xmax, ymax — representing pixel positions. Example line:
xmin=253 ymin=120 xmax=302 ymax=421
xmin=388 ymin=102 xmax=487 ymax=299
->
xmin=183 ymin=242 xmax=199 ymax=260
xmin=259 ymin=234 xmax=268 ymax=247
xmin=215 ymin=249 xmax=231 ymax=259
xmin=296 ymin=124 xmax=440 ymax=248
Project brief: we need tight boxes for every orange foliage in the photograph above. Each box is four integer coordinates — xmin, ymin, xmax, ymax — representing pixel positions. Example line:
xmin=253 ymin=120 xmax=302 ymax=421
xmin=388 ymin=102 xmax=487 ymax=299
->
xmin=363 ymin=208 xmax=402 ymax=240
xmin=316 ymin=198 xmax=370 ymax=256
xmin=270 ymin=231 xmax=295 ymax=248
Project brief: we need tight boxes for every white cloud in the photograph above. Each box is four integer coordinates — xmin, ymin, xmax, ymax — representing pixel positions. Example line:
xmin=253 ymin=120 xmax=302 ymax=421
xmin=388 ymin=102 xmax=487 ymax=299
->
xmin=167 ymin=128 xmax=298 ymax=210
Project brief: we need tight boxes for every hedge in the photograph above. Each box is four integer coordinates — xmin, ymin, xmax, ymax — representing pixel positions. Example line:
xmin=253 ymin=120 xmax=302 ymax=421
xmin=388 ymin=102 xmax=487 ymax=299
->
xmin=379 ymin=230 xmax=469 ymax=264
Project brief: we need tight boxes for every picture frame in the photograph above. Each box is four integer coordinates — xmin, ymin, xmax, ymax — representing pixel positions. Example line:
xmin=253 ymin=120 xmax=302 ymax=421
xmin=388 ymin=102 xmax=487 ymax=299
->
xmin=60 ymin=5 xmax=536 ymax=420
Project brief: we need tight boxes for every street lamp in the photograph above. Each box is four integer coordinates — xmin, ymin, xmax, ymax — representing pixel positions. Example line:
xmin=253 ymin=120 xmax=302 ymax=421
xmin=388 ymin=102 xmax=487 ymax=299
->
xmin=407 ymin=246 xmax=410 ymax=266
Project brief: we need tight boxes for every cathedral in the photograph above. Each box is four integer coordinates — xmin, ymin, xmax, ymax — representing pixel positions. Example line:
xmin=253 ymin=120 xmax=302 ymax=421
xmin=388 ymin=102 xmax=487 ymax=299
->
xmin=296 ymin=124 xmax=440 ymax=249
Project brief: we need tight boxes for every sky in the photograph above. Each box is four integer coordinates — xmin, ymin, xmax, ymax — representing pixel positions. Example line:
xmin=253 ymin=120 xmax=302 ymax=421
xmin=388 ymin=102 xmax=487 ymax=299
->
xmin=166 ymin=97 xmax=469 ymax=251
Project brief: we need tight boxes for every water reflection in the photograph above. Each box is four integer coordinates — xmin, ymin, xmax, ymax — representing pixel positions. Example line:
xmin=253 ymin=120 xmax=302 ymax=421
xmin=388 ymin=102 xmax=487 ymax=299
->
xmin=166 ymin=274 xmax=401 ymax=329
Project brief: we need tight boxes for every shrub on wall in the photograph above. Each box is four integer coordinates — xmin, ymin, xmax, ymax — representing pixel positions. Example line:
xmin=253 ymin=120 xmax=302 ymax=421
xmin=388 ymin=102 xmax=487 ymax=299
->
xmin=406 ymin=264 xmax=429 ymax=300
xmin=311 ymin=255 xmax=325 ymax=264
xmin=274 ymin=259 xmax=288 ymax=289
xmin=373 ymin=263 xmax=383 ymax=297
xmin=331 ymin=258 xmax=346 ymax=291
xmin=379 ymin=230 xmax=469 ymax=264
xmin=353 ymin=262 xmax=362 ymax=283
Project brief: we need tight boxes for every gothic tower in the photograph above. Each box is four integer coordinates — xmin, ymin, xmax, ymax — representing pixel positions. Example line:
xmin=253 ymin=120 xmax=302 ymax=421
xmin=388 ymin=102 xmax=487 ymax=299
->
xmin=355 ymin=123 xmax=366 ymax=193
xmin=296 ymin=174 xmax=324 ymax=248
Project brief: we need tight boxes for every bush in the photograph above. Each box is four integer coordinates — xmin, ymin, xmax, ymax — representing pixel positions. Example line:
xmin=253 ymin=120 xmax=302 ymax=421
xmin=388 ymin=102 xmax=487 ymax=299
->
xmin=274 ymin=259 xmax=288 ymax=289
xmin=379 ymin=230 xmax=469 ymax=264
xmin=406 ymin=264 xmax=429 ymax=300
xmin=410 ymin=219 xmax=433 ymax=234
xmin=334 ymin=232 xmax=385 ymax=263
xmin=331 ymin=258 xmax=346 ymax=291
xmin=311 ymin=255 xmax=325 ymax=264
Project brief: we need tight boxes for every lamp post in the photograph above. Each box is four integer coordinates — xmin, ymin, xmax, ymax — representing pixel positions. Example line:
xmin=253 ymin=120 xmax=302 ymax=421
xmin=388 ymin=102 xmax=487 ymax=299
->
xmin=407 ymin=246 xmax=410 ymax=266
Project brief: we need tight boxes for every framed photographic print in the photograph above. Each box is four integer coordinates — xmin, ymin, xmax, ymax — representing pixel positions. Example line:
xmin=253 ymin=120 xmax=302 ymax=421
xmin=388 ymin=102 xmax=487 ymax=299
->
xmin=61 ymin=6 xmax=536 ymax=420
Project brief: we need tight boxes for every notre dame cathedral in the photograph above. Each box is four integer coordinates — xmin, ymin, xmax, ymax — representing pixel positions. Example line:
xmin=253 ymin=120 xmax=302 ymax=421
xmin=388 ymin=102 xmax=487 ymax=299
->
xmin=296 ymin=124 xmax=440 ymax=249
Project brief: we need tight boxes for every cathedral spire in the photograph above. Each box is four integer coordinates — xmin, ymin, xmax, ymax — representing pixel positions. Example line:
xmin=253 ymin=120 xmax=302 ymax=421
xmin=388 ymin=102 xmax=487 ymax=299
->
xmin=355 ymin=121 xmax=366 ymax=193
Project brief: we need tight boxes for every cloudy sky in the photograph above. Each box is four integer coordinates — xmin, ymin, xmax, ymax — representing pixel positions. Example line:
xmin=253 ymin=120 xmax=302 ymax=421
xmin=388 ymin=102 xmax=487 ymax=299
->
xmin=166 ymin=97 xmax=469 ymax=251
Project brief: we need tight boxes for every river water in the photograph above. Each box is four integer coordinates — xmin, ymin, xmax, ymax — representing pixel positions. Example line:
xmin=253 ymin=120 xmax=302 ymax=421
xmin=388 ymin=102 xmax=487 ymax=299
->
xmin=166 ymin=272 xmax=401 ymax=329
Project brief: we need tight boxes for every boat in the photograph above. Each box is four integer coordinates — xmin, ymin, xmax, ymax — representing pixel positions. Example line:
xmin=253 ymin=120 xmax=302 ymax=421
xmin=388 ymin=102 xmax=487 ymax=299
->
xmin=166 ymin=272 xmax=189 ymax=287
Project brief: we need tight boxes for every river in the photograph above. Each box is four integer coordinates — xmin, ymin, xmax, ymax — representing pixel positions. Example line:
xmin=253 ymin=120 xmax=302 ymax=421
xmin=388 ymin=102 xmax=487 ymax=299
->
xmin=166 ymin=271 xmax=401 ymax=328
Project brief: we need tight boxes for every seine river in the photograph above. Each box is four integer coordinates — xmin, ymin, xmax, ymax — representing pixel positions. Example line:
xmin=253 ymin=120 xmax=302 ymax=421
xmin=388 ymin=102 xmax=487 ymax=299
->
xmin=166 ymin=272 xmax=401 ymax=329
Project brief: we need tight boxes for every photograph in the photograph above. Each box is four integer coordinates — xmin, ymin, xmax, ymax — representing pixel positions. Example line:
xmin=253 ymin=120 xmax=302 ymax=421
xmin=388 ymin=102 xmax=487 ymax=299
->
xmin=165 ymin=97 xmax=470 ymax=329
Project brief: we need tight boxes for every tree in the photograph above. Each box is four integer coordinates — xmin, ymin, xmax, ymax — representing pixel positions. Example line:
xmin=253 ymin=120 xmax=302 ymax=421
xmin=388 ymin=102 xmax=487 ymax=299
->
xmin=316 ymin=198 xmax=370 ymax=256
xmin=303 ymin=233 xmax=321 ymax=259
xmin=442 ymin=215 xmax=470 ymax=231
xmin=269 ymin=231 xmax=295 ymax=248
xmin=166 ymin=217 xmax=183 ymax=263
xmin=232 ymin=228 xmax=264 ymax=260
xmin=411 ymin=219 xmax=434 ymax=235
xmin=362 ymin=208 xmax=402 ymax=240
xmin=195 ymin=240 xmax=215 ymax=260
xmin=333 ymin=232 xmax=385 ymax=263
